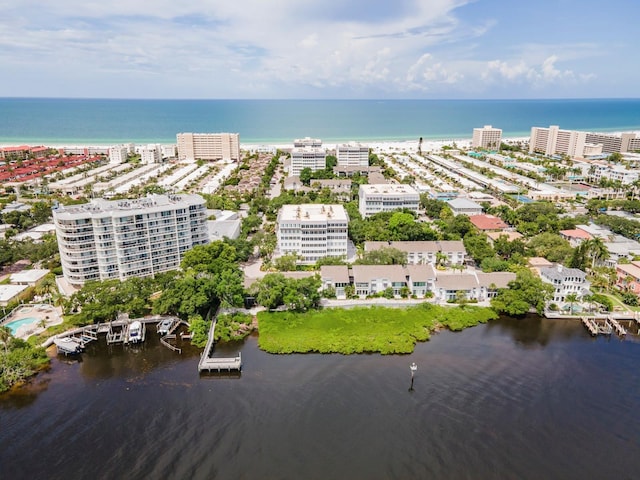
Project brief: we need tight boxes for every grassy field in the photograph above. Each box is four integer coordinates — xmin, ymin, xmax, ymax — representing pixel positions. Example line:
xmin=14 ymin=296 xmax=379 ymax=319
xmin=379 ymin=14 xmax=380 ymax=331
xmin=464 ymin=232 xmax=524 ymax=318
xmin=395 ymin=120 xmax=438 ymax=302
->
xmin=257 ymin=304 xmax=498 ymax=355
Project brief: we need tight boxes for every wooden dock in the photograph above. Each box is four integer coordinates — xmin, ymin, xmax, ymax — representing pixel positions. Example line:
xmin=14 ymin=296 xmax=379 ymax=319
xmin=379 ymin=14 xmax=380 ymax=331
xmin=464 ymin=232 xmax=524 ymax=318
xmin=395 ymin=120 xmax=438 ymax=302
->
xmin=608 ymin=317 xmax=627 ymax=336
xmin=198 ymin=318 xmax=243 ymax=373
xmin=581 ymin=316 xmax=624 ymax=337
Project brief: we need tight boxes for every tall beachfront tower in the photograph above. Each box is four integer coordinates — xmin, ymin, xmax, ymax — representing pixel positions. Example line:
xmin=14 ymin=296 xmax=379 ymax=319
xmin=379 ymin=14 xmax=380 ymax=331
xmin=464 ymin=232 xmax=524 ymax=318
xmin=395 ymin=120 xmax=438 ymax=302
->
xmin=53 ymin=194 xmax=209 ymax=286
xmin=472 ymin=125 xmax=502 ymax=149
xmin=276 ymin=204 xmax=348 ymax=264
xmin=336 ymin=142 xmax=370 ymax=167
xmin=176 ymin=132 xmax=240 ymax=162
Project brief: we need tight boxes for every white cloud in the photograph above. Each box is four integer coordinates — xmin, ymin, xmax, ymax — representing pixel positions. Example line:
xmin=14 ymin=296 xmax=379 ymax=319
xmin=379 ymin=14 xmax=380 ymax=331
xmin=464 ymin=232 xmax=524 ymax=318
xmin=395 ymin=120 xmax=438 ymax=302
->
xmin=0 ymin=1 xmax=604 ymax=97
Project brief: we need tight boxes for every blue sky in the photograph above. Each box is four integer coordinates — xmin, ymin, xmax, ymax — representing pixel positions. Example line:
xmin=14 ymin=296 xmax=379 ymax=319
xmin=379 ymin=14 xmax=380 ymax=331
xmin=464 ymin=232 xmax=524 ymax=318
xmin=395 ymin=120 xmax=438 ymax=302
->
xmin=0 ymin=0 xmax=637 ymax=99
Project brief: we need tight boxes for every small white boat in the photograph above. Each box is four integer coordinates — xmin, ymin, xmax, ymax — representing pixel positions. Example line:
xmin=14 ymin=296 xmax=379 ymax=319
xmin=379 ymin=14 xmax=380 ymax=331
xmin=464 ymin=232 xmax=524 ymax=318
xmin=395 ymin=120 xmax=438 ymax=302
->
xmin=157 ymin=319 xmax=174 ymax=335
xmin=54 ymin=337 xmax=84 ymax=355
xmin=128 ymin=321 xmax=143 ymax=344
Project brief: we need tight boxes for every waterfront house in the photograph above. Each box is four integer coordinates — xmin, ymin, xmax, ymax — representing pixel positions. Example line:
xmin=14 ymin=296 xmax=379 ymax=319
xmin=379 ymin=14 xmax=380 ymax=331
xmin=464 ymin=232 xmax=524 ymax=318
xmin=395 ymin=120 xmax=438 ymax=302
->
xmin=433 ymin=273 xmax=479 ymax=302
xmin=351 ymin=265 xmax=408 ymax=297
xmin=320 ymin=265 xmax=351 ymax=299
xmin=405 ymin=264 xmax=437 ymax=297
xmin=476 ymin=272 xmax=516 ymax=300
xmin=539 ymin=264 xmax=591 ymax=303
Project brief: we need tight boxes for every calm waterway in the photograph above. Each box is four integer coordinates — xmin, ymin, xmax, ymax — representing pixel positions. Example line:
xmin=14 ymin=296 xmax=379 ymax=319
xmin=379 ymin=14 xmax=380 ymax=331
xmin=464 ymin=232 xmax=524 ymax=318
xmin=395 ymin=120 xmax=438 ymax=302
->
xmin=1 ymin=316 xmax=639 ymax=480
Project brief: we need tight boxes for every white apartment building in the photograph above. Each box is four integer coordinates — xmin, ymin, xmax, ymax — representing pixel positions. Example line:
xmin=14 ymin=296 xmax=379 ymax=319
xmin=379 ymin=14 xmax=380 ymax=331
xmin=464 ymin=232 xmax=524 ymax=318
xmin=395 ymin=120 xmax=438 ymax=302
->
xmin=108 ymin=145 xmax=129 ymax=164
xmin=140 ymin=144 xmax=162 ymax=164
xmin=289 ymin=147 xmax=327 ymax=176
xmin=162 ymin=144 xmax=176 ymax=158
xmin=53 ymin=194 xmax=209 ymax=286
xmin=358 ymin=184 xmax=420 ymax=217
xmin=472 ymin=125 xmax=502 ymax=149
xmin=293 ymin=137 xmax=322 ymax=148
xmin=530 ymin=125 xmax=638 ymax=157
xmin=276 ymin=204 xmax=348 ymax=264
xmin=336 ymin=142 xmax=370 ymax=167
xmin=176 ymin=133 xmax=240 ymax=162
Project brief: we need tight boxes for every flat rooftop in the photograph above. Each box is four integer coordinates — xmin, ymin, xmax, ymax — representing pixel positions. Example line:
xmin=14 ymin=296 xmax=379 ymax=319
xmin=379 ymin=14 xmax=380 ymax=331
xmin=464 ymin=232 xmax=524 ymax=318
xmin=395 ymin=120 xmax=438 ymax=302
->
xmin=53 ymin=193 xmax=205 ymax=219
xmin=360 ymin=184 xmax=419 ymax=195
xmin=278 ymin=204 xmax=348 ymax=222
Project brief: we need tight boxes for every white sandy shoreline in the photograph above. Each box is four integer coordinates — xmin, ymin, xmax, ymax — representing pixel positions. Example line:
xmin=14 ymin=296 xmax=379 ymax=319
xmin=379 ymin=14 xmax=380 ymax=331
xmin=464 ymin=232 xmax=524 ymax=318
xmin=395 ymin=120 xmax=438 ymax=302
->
xmin=2 ymin=131 xmax=639 ymax=154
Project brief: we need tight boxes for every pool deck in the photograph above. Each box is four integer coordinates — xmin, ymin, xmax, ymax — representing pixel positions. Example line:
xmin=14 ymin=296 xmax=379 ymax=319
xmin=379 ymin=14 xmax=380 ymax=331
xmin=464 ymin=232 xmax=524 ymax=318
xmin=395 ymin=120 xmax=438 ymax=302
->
xmin=1 ymin=304 xmax=64 ymax=340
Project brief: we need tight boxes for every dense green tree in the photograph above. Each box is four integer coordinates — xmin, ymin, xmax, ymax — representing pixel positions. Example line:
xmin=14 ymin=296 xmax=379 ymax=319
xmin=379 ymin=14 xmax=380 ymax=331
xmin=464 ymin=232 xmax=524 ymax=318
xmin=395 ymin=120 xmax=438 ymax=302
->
xmin=463 ymin=233 xmax=494 ymax=264
xmin=527 ymin=233 xmax=574 ymax=264
xmin=356 ymin=247 xmax=407 ymax=265
xmin=31 ymin=201 xmax=52 ymax=224
xmin=491 ymin=268 xmax=554 ymax=315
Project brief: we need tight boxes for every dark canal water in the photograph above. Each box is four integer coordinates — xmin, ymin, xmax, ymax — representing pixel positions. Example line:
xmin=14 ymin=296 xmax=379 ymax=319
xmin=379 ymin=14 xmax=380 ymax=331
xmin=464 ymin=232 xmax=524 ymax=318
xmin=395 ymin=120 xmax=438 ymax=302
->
xmin=1 ymin=317 xmax=640 ymax=480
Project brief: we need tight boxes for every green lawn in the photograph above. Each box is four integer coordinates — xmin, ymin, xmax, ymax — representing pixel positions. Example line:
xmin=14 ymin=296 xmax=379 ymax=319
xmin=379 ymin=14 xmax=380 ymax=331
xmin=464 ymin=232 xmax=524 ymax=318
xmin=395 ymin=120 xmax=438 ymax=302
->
xmin=257 ymin=304 xmax=498 ymax=355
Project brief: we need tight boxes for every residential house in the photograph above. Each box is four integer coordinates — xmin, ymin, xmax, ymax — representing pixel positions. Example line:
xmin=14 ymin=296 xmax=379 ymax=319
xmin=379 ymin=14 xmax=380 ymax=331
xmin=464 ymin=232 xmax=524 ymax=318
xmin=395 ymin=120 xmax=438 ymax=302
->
xmin=616 ymin=262 xmax=640 ymax=296
xmin=432 ymin=273 xmax=479 ymax=302
xmin=364 ymin=241 xmax=466 ymax=266
xmin=539 ymin=264 xmax=591 ymax=303
xmin=446 ymin=198 xmax=483 ymax=216
xmin=476 ymin=272 xmax=516 ymax=300
xmin=486 ymin=231 xmax=523 ymax=246
xmin=405 ymin=264 xmax=437 ymax=297
xmin=468 ymin=214 xmax=509 ymax=232
xmin=559 ymin=229 xmax=592 ymax=247
xmin=351 ymin=265 xmax=408 ymax=297
xmin=320 ymin=265 xmax=351 ymax=299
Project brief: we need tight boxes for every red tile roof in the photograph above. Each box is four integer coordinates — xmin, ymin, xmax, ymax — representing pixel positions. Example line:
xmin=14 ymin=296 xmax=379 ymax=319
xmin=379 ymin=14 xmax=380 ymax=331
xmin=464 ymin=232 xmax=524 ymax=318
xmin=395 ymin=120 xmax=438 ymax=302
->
xmin=468 ymin=214 xmax=509 ymax=231
xmin=560 ymin=229 xmax=592 ymax=240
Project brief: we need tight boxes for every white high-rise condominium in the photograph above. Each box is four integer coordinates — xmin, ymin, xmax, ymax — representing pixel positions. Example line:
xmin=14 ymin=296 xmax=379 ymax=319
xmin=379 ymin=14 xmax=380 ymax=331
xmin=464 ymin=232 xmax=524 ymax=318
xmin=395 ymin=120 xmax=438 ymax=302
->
xmin=530 ymin=125 xmax=639 ymax=157
xmin=358 ymin=184 xmax=420 ymax=218
xmin=277 ymin=204 xmax=349 ymax=264
xmin=53 ymin=194 xmax=209 ymax=286
xmin=176 ymin=133 xmax=240 ymax=162
xmin=336 ymin=142 xmax=370 ymax=167
xmin=472 ymin=126 xmax=502 ymax=149
xmin=289 ymin=147 xmax=326 ymax=176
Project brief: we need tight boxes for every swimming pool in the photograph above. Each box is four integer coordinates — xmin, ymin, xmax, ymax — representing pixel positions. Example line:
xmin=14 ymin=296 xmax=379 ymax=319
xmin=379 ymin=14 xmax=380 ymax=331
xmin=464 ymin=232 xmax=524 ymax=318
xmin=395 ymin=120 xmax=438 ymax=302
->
xmin=4 ymin=317 xmax=40 ymax=335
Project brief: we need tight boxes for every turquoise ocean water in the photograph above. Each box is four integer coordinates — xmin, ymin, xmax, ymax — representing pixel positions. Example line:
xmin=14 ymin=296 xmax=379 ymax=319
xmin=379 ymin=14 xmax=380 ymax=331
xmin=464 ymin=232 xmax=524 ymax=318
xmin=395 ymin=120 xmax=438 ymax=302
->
xmin=1 ymin=98 xmax=639 ymax=145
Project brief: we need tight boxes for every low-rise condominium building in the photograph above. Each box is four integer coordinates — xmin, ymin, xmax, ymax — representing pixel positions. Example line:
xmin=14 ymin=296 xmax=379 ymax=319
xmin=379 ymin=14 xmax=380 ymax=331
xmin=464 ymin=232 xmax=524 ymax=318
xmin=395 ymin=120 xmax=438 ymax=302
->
xmin=358 ymin=184 xmax=420 ymax=217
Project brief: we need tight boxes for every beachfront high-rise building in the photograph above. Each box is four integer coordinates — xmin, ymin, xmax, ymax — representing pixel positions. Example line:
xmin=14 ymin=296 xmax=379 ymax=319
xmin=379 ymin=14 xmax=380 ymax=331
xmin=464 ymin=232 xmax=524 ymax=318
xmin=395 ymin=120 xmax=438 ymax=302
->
xmin=276 ymin=204 xmax=349 ymax=264
xmin=53 ymin=194 xmax=209 ymax=286
xmin=336 ymin=142 xmax=370 ymax=167
xmin=358 ymin=184 xmax=420 ymax=218
xmin=293 ymin=137 xmax=322 ymax=148
xmin=176 ymin=133 xmax=240 ymax=162
xmin=472 ymin=125 xmax=502 ymax=149
xmin=530 ymin=126 xmax=639 ymax=157
xmin=289 ymin=147 xmax=327 ymax=176
xmin=108 ymin=145 xmax=129 ymax=164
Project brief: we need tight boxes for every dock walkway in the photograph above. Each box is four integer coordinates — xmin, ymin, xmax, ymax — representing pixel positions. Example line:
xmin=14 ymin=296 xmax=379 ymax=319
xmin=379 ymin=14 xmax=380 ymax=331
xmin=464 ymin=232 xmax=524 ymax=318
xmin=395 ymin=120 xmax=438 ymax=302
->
xmin=198 ymin=317 xmax=242 ymax=373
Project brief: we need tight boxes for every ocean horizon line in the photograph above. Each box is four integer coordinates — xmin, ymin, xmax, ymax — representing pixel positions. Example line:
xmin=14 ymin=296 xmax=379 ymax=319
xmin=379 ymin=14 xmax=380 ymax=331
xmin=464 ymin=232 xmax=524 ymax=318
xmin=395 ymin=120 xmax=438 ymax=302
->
xmin=2 ymin=96 xmax=640 ymax=102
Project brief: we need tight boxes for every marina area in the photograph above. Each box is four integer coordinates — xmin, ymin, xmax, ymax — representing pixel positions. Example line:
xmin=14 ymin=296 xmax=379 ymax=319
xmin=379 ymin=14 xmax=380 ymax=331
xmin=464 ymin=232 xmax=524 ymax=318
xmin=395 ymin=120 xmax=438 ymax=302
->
xmin=2 ymin=316 xmax=639 ymax=480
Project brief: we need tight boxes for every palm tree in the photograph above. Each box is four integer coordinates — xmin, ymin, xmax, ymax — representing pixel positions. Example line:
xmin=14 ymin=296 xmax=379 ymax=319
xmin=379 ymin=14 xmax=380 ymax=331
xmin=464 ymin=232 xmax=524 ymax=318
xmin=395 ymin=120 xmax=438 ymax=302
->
xmin=565 ymin=293 xmax=579 ymax=314
xmin=583 ymin=237 xmax=610 ymax=271
xmin=0 ymin=326 xmax=12 ymax=353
